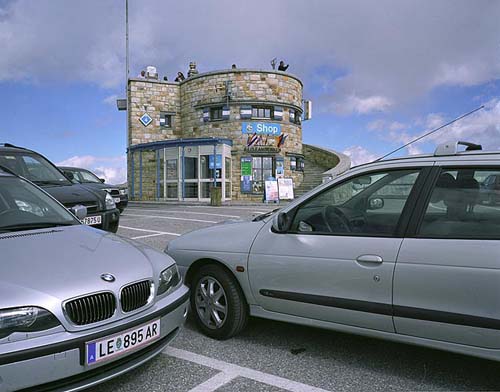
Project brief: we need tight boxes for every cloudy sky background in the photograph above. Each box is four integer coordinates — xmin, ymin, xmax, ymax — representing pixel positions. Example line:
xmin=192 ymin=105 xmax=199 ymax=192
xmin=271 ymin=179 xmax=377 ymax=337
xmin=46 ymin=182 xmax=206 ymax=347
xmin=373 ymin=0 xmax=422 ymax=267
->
xmin=1 ymin=0 xmax=500 ymax=183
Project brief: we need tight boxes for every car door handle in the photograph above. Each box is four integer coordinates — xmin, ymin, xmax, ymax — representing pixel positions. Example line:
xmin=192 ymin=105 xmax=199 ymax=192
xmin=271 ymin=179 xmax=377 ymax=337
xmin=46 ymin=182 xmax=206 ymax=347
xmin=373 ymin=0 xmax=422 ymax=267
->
xmin=356 ymin=255 xmax=383 ymax=264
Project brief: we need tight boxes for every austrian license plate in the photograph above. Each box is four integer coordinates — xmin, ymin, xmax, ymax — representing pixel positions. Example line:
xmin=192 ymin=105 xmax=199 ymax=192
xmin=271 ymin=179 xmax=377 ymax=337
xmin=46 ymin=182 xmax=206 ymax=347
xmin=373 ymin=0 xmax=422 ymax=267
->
xmin=86 ymin=319 xmax=160 ymax=365
xmin=82 ymin=215 xmax=102 ymax=226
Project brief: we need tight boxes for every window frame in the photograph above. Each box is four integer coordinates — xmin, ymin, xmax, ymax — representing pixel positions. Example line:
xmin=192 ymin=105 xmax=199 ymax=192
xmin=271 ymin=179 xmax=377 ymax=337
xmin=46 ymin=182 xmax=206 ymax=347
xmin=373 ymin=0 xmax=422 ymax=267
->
xmin=409 ymin=165 xmax=500 ymax=240
xmin=210 ymin=107 xmax=223 ymax=121
xmin=251 ymin=106 xmax=274 ymax=120
xmin=160 ymin=112 xmax=173 ymax=128
xmin=283 ymin=166 xmax=431 ymax=238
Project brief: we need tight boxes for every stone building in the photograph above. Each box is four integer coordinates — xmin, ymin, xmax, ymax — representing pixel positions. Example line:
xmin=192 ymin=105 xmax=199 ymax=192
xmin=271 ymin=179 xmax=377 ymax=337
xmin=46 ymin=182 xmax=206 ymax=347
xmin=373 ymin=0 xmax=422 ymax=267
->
xmin=127 ymin=66 xmax=347 ymax=202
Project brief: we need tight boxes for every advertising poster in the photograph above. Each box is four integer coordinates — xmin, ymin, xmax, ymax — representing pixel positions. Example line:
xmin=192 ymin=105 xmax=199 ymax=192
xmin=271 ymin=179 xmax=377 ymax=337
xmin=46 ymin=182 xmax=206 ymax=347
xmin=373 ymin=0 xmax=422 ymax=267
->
xmin=275 ymin=157 xmax=284 ymax=178
xmin=278 ymin=178 xmax=294 ymax=200
xmin=240 ymin=157 xmax=253 ymax=193
xmin=265 ymin=180 xmax=279 ymax=202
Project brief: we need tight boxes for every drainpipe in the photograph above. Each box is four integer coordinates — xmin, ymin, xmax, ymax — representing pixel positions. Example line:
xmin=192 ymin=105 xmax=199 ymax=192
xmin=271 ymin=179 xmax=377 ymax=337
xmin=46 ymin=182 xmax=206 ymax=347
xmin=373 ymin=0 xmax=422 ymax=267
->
xmin=181 ymin=146 xmax=185 ymax=201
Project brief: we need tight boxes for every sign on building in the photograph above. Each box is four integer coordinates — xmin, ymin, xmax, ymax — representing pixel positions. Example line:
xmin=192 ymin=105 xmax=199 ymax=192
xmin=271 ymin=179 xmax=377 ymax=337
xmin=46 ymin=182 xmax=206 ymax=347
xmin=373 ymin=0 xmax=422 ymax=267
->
xmin=242 ymin=122 xmax=282 ymax=136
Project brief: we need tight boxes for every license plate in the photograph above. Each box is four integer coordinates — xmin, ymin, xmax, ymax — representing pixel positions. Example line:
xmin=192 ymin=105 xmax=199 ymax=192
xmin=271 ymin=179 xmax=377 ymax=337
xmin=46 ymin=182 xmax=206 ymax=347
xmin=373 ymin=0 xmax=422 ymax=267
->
xmin=114 ymin=197 xmax=120 ymax=203
xmin=83 ymin=215 xmax=102 ymax=226
xmin=86 ymin=319 xmax=160 ymax=365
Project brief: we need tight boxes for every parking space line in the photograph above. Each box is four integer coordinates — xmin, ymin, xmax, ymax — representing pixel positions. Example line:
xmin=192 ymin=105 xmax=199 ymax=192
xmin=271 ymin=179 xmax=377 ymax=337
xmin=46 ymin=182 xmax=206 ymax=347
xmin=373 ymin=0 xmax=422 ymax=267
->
xmin=187 ymin=372 xmax=237 ymax=392
xmin=126 ymin=208 xmax=241 ymax=219
xmin=121 ymin=213 xmax=217 ymax=224
xmin=119 ymin=225 xmax=181 ymax=239
xmin=164 ymin=347 xmax=330 ymax=392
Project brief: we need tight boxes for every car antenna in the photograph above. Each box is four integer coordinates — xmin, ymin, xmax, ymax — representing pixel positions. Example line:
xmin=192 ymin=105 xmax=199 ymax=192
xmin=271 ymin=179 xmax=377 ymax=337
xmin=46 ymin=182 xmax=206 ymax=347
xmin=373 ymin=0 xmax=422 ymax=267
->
xmin=373 ymin=105 xmax=484 ymax=162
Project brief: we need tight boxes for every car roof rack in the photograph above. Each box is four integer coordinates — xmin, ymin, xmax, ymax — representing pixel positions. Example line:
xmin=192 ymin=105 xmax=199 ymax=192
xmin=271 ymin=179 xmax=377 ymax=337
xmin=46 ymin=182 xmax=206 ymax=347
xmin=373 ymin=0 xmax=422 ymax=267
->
xmin=434 ymin=141 xmax=482 ymax=156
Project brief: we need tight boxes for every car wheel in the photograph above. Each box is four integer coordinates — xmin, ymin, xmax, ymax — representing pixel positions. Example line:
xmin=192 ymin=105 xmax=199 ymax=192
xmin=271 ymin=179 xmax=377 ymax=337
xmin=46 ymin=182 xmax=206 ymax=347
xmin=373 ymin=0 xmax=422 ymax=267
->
xmin=190 ymin=264 xmax=248 ymax=340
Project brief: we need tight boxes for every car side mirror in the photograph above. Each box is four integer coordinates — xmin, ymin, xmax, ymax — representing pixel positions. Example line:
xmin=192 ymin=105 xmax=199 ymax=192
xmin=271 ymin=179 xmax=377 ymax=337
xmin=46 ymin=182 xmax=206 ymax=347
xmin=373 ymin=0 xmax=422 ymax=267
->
xmin=99 ymin=178 xmax=106 ymax=183
xmin=70 ymin=204 xmax=87 ymax=220
xmin=65 ymin=171 xmax=74 ymax=181
xmin=368 ymin=197 xmax=384 ymax=210
xmin=272 ymin=211 xmax=291 ymax=233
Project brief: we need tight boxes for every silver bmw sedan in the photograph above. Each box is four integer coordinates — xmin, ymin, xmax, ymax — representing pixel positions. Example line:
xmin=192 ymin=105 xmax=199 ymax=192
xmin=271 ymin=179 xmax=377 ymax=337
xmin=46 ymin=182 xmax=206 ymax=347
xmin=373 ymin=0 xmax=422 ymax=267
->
xmin=0 ymin=167 xmax=189 ymax=391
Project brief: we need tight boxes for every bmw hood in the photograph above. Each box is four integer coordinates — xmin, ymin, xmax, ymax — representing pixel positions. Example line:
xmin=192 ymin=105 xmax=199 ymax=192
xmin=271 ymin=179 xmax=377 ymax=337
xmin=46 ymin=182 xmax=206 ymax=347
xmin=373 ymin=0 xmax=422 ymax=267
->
xmin=0 ymin=225 xmax=174 ymax=310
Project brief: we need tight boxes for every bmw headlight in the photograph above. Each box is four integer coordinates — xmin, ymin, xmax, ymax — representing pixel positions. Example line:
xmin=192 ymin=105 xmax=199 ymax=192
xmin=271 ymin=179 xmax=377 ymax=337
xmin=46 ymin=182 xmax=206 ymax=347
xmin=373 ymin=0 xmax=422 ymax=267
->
xmin=157 ymin=264 xmax=181 ymax=296
xmin=0 ymin=307 xmax=60 ymax=339
xmin=119 ymin=188 xmax=128 ymax=196
xmin=105 ymin=192 xmax=116 ymax=210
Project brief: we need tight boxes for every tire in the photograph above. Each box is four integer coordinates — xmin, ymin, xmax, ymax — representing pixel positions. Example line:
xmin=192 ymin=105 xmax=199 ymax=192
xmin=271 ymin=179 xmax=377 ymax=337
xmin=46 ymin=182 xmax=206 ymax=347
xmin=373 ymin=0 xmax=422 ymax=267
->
xmin=190 ymin=264 xmax=248 ymax=340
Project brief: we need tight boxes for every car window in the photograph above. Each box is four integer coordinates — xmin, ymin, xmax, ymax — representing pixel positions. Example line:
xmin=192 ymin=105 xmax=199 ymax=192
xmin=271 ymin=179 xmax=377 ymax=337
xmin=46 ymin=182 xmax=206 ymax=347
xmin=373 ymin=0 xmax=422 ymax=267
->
xmin=418 ymin=168 xmax=500 ymax=239
xmin=0 ymin=175 xmax=78 ymax=232
xmin=79 ymin=170 xmax=101 ymax=183
xmin=290 ymin=169 xmax=421 ymax=236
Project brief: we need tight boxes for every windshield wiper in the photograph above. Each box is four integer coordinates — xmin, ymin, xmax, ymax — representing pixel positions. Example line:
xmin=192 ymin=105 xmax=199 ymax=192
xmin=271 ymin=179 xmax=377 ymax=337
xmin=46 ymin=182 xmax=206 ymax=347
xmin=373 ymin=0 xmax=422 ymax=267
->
xmin=0 ymin=222 xmax=76 ymax=232
xmin=253 ymin=208 xmax=280 ymax=222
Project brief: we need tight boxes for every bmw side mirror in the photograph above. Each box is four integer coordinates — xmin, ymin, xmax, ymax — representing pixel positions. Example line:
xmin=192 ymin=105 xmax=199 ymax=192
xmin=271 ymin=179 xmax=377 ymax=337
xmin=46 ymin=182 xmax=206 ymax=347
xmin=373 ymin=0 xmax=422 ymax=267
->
xmin=99 ymin=178 xmax=106 ymax=183
xmin=70 ymin=204 xmax=87 ymax=220
xmin=272 ymin=211 xmax=291 ymax=233
xmin=65 ymin=171 xmax=74 ymax=181
xmin=368 ymin=197 xmax=384 ymax=210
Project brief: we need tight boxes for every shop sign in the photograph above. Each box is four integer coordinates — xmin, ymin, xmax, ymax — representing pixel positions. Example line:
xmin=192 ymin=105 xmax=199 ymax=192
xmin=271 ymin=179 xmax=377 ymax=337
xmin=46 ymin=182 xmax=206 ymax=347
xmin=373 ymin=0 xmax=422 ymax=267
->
xmin=244 ymin=146 xmax=281 ymax=154
xmin=242 ymin=122 xmax=282 ymax=136
xmin=278 ymin=178 xmax=294 ymax=200
xmin=209 ymin=154 xmax=222 ymax=169
xmin=264 ymin=180 xmax=279 ymax=202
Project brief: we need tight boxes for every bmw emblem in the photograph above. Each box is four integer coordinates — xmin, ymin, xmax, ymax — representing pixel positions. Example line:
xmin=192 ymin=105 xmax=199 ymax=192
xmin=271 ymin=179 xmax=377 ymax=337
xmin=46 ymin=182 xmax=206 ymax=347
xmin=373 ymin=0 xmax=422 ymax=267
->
xmin=100 ymin=273 xmax=115 ymax=283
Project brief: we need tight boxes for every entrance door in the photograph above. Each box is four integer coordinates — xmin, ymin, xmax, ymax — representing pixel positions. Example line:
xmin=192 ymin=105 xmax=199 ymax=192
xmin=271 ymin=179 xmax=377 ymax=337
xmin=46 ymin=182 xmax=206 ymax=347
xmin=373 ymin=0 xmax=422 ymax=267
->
xmin=252 ymin=156 xmax=274 ymax=193
xmin=249 ymin=167 xmax=426 ymax=332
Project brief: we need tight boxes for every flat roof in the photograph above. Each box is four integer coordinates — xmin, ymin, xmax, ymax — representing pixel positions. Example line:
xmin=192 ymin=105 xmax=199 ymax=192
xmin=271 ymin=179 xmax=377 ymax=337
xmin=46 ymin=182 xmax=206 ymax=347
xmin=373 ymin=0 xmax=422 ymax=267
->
xmin=128 ymin=137 xmax=233 ymax=152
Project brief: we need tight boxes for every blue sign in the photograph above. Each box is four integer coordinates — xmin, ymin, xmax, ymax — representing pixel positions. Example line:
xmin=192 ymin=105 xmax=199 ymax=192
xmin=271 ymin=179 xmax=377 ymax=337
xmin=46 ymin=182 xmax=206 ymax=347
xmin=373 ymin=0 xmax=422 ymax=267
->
xmin=140 ymin=113 xmax=153 ymax=127
xmin=87 ymin=342 xmax=96 ymax=364
xmin=242 ymin=122 xmax=281 ymax=136
xmin=209 ymin=154 xmax=222 ymax=169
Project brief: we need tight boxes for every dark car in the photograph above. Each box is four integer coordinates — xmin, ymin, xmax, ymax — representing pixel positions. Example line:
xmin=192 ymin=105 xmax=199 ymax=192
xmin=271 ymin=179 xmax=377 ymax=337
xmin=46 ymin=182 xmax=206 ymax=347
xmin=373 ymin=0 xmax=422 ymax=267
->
xmin=0 ymin=143 xmax=120 ymax=232
xmin=59 ymin=166 xmax=128 ymax=213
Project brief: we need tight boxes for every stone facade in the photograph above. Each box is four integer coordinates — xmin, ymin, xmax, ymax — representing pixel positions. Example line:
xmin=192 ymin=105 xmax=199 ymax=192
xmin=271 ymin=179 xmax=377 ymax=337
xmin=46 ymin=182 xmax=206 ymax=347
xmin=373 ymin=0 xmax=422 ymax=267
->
xmin=127 ymin=68 xmax=305 ymax=201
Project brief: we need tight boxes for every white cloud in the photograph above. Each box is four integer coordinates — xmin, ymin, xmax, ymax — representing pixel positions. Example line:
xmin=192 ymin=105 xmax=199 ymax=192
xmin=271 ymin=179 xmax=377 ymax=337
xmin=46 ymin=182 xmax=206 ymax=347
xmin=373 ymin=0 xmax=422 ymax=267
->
xmin=0 ymin=0 xmax=499 ymax=115
xmin=103 ymin=94 xmax=118 ymax=105
xmin=57 ymin=155 xmax=126 ymax=184
xmin=343 ymin=146 xmax=379 ymax=166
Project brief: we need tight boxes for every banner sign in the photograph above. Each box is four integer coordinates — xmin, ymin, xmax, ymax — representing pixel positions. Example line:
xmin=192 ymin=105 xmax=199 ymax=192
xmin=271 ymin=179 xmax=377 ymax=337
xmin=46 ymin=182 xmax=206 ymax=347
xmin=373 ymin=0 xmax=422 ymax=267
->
xmin=242 ymin=122 xmax=282 ymax=136
xmin=265 ymin=180 xmax=279 ymax=202
xmin=278 ymin=178 xmax=294 ymax=200
xmin=209 ymin=154 xmax=222 ymax=169
xmin=240 ymin=157 xmax=253 ymax=193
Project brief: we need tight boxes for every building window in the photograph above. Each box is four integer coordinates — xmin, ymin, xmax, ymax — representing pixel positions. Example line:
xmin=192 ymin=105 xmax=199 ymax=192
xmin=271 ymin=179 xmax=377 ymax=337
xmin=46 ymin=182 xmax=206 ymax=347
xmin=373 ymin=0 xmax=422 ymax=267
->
xmin=252 ymin=156 xmax=274 ymax=193
xmin=210 ymin=107 xmax=223 ymax=121
xmin=160 ymin=112 xmax=172 ymax=128
xmin=252 ymin=106 xmax=273 ymax=119
xmin=289 ymin=109 xmax=301 ymax=124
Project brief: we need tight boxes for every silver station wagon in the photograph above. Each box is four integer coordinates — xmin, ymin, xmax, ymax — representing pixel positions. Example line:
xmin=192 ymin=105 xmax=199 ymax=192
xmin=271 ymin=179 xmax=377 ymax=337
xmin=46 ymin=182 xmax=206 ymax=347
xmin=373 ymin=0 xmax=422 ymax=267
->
xmin=167 ymin=141 xmax=500 ymax=361
xmin=0 ymin=168 xmax=189 ymax=391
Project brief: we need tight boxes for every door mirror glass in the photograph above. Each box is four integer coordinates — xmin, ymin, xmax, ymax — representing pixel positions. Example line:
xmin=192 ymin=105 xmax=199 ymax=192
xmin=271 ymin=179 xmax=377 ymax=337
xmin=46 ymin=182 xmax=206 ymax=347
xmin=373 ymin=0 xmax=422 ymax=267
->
xmin=272 ymin=211 xmax=291 ymax=233
xmin=368 ymin=197 xmax=384 ymax=210
xmin=64 ymin=171 xmax=74 ymax=181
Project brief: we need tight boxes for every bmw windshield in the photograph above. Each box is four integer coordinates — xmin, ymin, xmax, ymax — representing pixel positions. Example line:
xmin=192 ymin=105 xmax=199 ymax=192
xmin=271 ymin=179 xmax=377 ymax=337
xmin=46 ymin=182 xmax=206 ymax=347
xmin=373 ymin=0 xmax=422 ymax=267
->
xmin=0 ymin=174 xmax=79 ymax=232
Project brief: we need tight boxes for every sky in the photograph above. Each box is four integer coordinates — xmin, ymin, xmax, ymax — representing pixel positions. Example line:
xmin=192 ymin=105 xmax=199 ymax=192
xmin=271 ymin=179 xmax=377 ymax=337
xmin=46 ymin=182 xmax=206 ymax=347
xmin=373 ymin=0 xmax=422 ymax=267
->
xmin=1 ymin=0 xmax=500 ymax=183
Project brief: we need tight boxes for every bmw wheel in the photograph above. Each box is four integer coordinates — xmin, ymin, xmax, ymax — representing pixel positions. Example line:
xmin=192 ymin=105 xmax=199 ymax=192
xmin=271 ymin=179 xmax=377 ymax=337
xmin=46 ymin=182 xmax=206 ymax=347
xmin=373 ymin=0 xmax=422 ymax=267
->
xmin=190 ymin=264 xmax=248 ymax=340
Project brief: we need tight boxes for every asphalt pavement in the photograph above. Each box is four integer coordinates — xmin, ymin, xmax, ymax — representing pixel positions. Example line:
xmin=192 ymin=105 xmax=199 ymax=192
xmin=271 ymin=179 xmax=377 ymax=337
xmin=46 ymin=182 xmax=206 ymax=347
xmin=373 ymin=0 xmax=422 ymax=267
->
xmin=94 ymin=203 xmax=500 ymax=392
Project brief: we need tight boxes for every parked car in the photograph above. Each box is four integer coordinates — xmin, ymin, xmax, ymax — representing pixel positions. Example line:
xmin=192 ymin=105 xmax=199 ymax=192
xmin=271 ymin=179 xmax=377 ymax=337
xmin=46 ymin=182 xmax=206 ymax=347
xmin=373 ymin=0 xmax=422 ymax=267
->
xmin=59 ymin=166 xmax=128 ymax=213
xmin=167 ymin=141 xmax=500 ymax=362
xmin=0 ymin=166 xmax=189 ymax=391
xmin=0 ymin=144 xmax=120 ymax=232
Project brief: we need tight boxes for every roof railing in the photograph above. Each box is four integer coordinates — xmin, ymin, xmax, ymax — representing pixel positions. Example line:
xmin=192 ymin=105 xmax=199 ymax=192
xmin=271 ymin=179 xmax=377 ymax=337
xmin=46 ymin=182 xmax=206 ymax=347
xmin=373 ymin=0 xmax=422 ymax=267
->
xmin=434 ymin=141 xmax=482 ymax=156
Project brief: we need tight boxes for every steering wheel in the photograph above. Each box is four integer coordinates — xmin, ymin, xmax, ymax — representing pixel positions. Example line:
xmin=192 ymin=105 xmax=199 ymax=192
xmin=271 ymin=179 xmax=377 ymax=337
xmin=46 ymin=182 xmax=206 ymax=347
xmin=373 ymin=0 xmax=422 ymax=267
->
xmin=322 ymin=205 xmax=352 ymax=233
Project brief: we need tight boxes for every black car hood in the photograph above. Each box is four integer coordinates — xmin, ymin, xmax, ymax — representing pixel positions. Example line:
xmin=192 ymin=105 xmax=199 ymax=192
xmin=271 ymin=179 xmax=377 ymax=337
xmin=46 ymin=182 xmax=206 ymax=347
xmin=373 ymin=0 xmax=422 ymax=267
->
xmin=42 ymin=183 xmax=105 ymax=206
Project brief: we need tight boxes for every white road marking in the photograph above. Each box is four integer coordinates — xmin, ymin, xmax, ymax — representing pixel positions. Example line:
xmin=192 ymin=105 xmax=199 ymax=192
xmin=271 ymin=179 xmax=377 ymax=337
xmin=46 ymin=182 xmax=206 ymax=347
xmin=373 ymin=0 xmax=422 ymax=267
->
xmin=126 ymin=208 xmax=241 ymax=219
xmin=119 ymin=225 xmax=181 ymax=239
xmin=164 ymin=347 xmax=331 ymax=392
xmin=122 ymin=213 xmax=217 ymax=224
xmin=188 ymin=372 xmax=237 ymax=392
xmin=177 ymin=205 xmax=274 ymax=213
